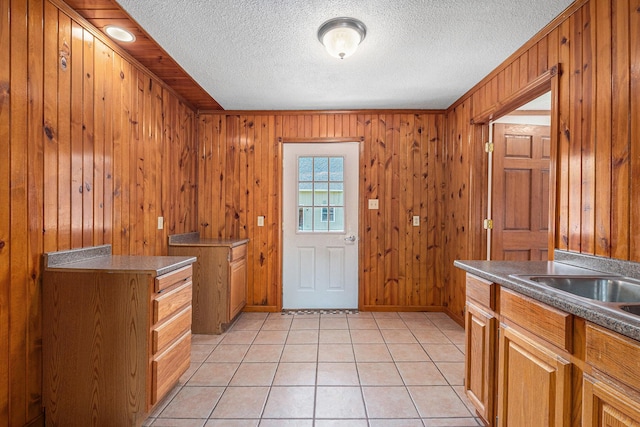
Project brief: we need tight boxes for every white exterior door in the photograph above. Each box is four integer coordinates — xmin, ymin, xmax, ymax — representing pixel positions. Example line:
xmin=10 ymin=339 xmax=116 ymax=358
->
xmin=283 ymin=142 xmax=359 ymax=309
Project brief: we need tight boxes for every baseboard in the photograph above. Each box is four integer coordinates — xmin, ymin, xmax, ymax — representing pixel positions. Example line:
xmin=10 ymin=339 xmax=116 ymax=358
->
xmin=445 ymin=307 xmax=465 ymax=327
xmin=360 ymin=305 xmax=447 ymax=312
xmin=242 ymin=305 xmax=279 ymax=312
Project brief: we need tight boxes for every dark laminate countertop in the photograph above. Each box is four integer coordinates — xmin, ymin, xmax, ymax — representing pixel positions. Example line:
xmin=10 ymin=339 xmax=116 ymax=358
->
xmin=44 ymin=245 xmax=196 ymax=276
xmin=168 ymin=232 xmax=249 ymax=247
xmin=454 ymin=251 xmax=640 ymax=341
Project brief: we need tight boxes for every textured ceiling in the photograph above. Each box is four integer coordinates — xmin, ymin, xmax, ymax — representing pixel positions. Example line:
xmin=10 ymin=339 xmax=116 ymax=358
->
xmin=114 ymin=0 xmax=574 ymax=111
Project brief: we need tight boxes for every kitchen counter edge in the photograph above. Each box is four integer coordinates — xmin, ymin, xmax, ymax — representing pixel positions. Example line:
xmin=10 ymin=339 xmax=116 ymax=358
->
xmin=44 ymin=244 xmax=196 ymax=277
xmin=454 ymin=259 xmax=640 ymax=341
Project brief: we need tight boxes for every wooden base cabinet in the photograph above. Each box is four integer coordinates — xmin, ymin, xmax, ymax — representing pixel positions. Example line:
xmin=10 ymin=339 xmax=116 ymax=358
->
xmin=465 ymin=301 xmax=497 ymax=424
xmin=497 ymin=326 xmax=572 ymax=427
xmin=584 ymin=323 xmax=640 ymax=427
xmin=43 ymin=247 xmax=195 ymax=426
xmin=168 ymin=234 xmax=249 ymax=334
xmin=462 ymin=271 xmax=640 ymax=427
xmin=465 ymin=274 xmax=497 ymax=425
xmin=583 ymin=375 xmax=640 ymax=427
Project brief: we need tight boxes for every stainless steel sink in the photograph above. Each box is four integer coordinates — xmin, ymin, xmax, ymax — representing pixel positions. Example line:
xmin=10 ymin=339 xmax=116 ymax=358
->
xmin=513 ymin=275 xmax=640 ymax=303
xmin=507 ymin=273 xmax=640 ymax=320
xmin=620 ymin=305 xmax=640 ymax=316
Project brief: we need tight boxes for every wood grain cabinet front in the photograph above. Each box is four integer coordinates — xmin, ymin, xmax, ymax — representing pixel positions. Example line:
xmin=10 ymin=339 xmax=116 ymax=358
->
xmin=149 ymin=267 xmax=194 ymax=405
xmin=152 ymin=330 xmax=191 ymax=404
xmin=462 ymin=272 xmax=640 ymax=427
xmin=465 ymin=301 xmax=497 ymax=424
xmin=583 ymin=323 xmax=640 ymax=427
xmin=43 ymin=252 xmax=194 ymax=427
xmin=497 ymin=325 xmax=571 ymax=427
xmin=168 ymin=235 xmax=249 ymax=334
xmin=229 ymin=247 xmax=248 ymax=321
xmin=464 ymin=273 xmax=575 ymax=427
xmin=464 ymin=274 xmax=498 ymax=425
xmin=583 ymin=375 xmax=640 ymax=427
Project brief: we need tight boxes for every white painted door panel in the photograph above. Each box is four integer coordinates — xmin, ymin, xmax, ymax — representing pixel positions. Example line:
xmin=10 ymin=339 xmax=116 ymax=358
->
xmin=282 ymin=142 xmax=359 ymax=309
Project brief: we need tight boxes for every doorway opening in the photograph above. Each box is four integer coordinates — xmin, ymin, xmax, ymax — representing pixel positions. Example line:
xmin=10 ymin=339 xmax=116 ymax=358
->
xmin=488 ymin=91 xmax=552 ymax=261
xmin=282 ymin=142 xmax=359 ymax=309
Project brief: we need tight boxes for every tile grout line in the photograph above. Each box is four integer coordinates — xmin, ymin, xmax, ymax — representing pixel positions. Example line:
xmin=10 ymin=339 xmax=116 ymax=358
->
xmin=147 ymin=311 xmax=480 ymax=425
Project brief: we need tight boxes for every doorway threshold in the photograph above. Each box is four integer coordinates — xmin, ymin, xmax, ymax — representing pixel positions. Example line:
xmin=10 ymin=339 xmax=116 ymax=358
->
xmin=281 ymin=309 xmax=359 ymax=315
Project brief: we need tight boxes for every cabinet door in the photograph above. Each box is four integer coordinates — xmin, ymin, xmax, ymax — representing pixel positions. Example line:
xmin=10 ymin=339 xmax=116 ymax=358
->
xmin=497 ymin=326 xmax=571 ymax=427
xmin=583 ymin=375 xmax=640 ymax=427
xmin=229 ymin=256 xmax=247 ymax=320
xmin=465 ymin=301 xmax=497 ymax=424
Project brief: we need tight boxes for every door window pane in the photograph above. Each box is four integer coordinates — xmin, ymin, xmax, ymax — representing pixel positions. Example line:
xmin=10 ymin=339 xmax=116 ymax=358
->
xmin=298 ymin=182 xmax=312 ymax=206
xmin=314 ymin=182 xmax=328 ymax=206
xmin=298 ymin=156 xmax=344 ymax=232
xmin=329 ymin=183 xmax=344 ymax=206
xmin=298 ymin=207 xmax=312 ymax=231
xmin=329 ymin=157 xmax=344 ymax=181
xmin=314 ymin=157 xmax=329 ymax=181
xmin=299 ymin=157 xmax=313 ymax=181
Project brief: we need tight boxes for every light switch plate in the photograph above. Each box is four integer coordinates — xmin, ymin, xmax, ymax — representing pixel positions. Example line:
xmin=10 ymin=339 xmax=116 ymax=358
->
xmin=257 ymin=216 xmax=265 ymax=227
xmin=157 ymin=216 xmax=164 ymax=230
xmin=368 ymin=199 xmax=379 ymax=210
xmin=412 ymin=216 xmax=420 ymax=226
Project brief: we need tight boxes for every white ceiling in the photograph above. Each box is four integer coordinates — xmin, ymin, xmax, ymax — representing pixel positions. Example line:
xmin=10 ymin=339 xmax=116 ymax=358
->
xmin=115 ymin=0 xmax=574 ymax=111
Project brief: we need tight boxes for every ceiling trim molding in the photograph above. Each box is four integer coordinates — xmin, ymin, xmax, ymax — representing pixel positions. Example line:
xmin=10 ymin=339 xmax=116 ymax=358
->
xmin=198 ymin=109 xmax=448 ymax=116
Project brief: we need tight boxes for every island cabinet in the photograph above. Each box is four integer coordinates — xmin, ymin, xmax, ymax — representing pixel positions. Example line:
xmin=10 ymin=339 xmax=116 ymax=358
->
xmin=42 ymin=245 xmax=196 ymax=427
xmin=583 ymin=323 xmax=640 ymax=426
xmin=168 ymin=233 xmax=249 ymax=334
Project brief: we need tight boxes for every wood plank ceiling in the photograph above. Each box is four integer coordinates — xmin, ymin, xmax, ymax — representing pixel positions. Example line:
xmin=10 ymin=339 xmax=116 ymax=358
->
xmin=63 ymin=0 xmax=223 ymax=110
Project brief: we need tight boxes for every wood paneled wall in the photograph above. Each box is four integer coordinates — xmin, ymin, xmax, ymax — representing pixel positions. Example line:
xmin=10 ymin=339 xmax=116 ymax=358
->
xmin=0 ymin=0 xmax=197 ymax=424
xmin=3 ymin=0 xmax=638 ymax=423
xmin=197 ymin=112 xmax=446 ymax=312
xmin=443 ymin=0 xmax=640 ymax=320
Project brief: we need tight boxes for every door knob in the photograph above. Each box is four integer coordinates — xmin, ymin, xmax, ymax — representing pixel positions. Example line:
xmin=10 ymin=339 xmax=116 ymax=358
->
xmin=344 ymin=235 xmax=357 ymax=242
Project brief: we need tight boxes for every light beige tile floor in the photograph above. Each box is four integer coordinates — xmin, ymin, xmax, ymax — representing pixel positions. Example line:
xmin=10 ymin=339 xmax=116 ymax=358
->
xmin=144 ymin=311 xmax=481 ymax=427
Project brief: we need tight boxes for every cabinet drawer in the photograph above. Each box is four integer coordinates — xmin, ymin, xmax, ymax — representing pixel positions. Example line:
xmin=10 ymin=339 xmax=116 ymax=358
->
xmin=230 ymin=244 xmax=247 ymax=262
xmin=152 ymin=305 xmax=192 ymax=354
xmin=153 ymin=281 xmax=192 ymax=324
xmin=151 ymin=331 xmax=191 ymax=404
xmin=586 ymin=323 xmax=640 ymax=391
xmin=155 ymin=265 xmax=192 ymax=293
xmin=500 ymin=288 xmax=572 ymax=352
xmin=466 ymin=274 xmax=496 ymax=310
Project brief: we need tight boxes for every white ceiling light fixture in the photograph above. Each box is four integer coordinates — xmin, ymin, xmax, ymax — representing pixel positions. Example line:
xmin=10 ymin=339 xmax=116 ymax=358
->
xmin=317 ymin=17 xmax=366 ymax=60
xmin=104 ymin=25 xmax=136 ymax=42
